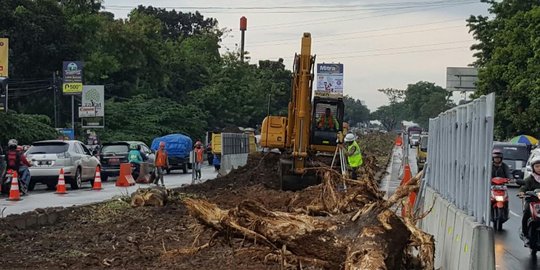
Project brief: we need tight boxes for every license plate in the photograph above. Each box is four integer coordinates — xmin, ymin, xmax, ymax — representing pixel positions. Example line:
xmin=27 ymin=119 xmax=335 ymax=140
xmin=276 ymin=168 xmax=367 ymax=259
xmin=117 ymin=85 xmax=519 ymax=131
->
xmin=109 ymin=158 xmax=120 ymax=165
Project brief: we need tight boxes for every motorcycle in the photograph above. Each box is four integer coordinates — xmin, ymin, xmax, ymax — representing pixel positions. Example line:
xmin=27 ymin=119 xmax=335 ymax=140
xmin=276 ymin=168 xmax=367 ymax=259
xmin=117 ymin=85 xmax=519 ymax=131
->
xmin=519 ymin=189 xmax=540 ymax=255
xmin=1 ymin=169 xmax=28 ymax=195
xmin=490 ymin=177 xmax=510 ymax=231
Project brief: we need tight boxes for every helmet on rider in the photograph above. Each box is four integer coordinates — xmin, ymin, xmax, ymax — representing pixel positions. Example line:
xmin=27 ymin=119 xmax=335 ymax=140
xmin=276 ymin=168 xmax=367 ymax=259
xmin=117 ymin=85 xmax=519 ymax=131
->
xmin=7 ymin=139 xmax=18 ymax=150
xmin=129 ymin=144 xmax=138 ymax=150
xmin=492 ymin=149 xmax=503 ymax=163
xmin=531 ymin=156 xmax=540 ymax=174
xmin=344 ymin=133 xmax=356 ymax=143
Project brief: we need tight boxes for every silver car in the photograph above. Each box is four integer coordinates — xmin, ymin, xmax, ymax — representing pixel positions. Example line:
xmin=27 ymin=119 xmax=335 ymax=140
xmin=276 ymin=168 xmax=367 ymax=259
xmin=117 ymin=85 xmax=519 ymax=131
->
xmin=26 ymin=140 xmax=101 ymax=190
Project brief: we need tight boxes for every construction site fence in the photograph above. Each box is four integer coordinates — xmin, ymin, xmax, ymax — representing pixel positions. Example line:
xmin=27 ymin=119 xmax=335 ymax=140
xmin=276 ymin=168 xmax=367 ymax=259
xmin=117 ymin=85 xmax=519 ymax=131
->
xmin=416 ymin=93 xmax=495 ymax=270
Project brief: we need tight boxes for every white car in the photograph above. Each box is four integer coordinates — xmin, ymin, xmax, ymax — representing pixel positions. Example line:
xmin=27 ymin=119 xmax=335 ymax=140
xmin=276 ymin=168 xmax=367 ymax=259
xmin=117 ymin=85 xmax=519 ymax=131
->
xmin=26 ymin=140 xmax=101 ymax=191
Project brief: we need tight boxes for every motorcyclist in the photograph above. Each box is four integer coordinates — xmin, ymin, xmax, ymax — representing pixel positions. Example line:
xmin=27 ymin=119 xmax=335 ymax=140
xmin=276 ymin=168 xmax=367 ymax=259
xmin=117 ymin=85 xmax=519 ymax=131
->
xmin=4 ymin=139 xmax=30 ymax=194
xmin=128 ymin=144 xmax=143 ymax=177
xmin=518 ymin=156 xmax=540 ymax=240
xmin=491 ymin=149 xmax=511 ymax=179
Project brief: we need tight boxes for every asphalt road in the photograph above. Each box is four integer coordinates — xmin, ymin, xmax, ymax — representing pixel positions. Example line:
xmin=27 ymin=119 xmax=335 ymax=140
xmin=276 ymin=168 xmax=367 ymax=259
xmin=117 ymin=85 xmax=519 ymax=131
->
xmin=0 ymin=165 xmax=217 ymax=217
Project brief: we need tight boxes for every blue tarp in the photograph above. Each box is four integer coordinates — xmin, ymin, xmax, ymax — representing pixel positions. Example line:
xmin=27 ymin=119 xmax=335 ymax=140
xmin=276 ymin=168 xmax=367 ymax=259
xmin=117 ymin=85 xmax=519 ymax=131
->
xmin=151 ymin=134 xmax=192 ymax=157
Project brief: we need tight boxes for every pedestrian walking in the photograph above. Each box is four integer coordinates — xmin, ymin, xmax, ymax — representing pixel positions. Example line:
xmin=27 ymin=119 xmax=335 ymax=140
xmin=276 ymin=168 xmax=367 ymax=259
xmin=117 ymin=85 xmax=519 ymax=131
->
xmin=194 ymin=142 xmax=204 ymax=180
xmin=154 ymin=141 xmax=169 ymax=186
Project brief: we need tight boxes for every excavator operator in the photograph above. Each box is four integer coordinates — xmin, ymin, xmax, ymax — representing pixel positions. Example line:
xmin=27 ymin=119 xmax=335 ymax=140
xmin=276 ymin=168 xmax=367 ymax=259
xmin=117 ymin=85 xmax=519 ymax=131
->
xmin=317 ymin=108 xmax=339 ymax=131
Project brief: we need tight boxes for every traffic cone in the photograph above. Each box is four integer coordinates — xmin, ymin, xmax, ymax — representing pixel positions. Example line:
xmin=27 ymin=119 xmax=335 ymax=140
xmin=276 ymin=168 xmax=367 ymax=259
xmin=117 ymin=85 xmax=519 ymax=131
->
xmin=7 ymin=171 xmax=21 ymax=201
xmin=93 ymin=166 xmax=103 ymax=190
xmin=56 ymin=168 xmax=67 ymax=194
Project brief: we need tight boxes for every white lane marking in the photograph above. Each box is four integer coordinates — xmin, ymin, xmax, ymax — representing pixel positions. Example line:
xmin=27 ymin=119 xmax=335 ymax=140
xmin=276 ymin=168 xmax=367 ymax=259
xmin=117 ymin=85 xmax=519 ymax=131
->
xmin=510 ymin=210 xmax=522 ymax=218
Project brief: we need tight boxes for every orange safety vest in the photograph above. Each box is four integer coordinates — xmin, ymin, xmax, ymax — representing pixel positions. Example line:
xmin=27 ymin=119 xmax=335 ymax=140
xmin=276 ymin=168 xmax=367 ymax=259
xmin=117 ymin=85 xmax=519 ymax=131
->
xmin=318 ymin=115 xmax=335 ymax=129
xmin=155 ymin=150 xmax=168 ymax=167
xmin=195 ymin=148 xmax=204 ymax=163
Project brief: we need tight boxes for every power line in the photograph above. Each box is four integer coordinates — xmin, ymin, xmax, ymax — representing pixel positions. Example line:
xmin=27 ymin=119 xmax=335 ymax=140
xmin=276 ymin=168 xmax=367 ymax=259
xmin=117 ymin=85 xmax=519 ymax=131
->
xmin=247 ymin=1 xmax=476 ymax=30
xmin=316 ymin=46 xmax=469 ymax=60
xmin=227 ymin=25 xmax=465 ymax=49
xmin=223 ymin=19 xmax=467 ymax=47
xmin=266 ymin=40 xmax=474 ymax=60
xmin=104 ymin=0 xmax=475 ymax=13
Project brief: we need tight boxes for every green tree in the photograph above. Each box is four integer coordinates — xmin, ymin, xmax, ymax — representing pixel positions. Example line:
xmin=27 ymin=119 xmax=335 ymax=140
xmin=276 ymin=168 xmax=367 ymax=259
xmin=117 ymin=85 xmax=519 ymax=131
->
xmin=403 ymin=81 xmax=453 ymax=128
xmin=468 ymin=1 xmax=540 ymax=138
xmin=0 ymin=112 xmax=59 ymax=145
xmin=343 ymin=96 xmax=370 ymax=127
xmin=99 ymin=95 xmax=207 ymax=144
xmin=371 ymin=103 xmax=407 ymax=131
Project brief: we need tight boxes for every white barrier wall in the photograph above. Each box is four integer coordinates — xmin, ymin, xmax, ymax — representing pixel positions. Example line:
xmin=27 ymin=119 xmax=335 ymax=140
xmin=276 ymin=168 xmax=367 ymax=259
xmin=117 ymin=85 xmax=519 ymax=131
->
xmin=219 ymin=133 xmax=250 ymax=175
xmin=416 ymin=93 xmax=495 ymax=270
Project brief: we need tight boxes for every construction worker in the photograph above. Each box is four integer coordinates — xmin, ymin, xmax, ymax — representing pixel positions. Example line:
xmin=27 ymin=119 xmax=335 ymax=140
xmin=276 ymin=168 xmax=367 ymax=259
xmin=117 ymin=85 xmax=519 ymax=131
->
xmin=194 ymin=142 xmax=204 ymax=180
xmin=340 ymin=133 xmax=363 ymax=180
xmin=153 ymin=141 xmax=169 ymax=186
xmin=317 ymin=108 xmax=339 ymax=130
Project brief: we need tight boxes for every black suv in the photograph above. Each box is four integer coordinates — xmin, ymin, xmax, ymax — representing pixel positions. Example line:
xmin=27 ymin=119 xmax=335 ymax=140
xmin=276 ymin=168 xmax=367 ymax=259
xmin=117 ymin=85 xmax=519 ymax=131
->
xmin=99 ymin=141 xmax=154 ymax=181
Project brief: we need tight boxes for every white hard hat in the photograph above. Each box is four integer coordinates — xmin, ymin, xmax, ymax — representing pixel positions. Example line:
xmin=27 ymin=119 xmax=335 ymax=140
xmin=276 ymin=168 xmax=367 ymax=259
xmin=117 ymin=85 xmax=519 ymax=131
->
xmin=344 ymin=133 xmax=356 ymax=142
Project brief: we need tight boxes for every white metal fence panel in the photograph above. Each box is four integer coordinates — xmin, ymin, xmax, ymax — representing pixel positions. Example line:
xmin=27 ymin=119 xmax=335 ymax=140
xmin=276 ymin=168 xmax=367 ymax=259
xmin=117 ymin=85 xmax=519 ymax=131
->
xmin=424 ymin=93 xmax=495 ymax=224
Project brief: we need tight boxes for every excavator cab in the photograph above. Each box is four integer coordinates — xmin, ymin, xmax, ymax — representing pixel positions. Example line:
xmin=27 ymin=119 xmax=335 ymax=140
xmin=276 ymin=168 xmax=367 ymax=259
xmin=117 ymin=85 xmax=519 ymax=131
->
xmin=310 ymin=96 xmax=344 ymax=152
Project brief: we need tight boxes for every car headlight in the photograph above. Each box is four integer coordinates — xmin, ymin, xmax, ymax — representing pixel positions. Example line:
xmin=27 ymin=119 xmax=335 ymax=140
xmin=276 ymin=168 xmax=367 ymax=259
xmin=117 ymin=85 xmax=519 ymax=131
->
xmin=495 ymin=195 xmax=505 ymax=202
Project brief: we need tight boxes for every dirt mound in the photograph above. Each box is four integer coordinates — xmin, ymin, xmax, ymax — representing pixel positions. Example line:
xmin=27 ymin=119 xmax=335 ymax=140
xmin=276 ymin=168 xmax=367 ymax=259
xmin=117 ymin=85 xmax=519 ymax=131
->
xmin=0 ymin=134 xmax=422 ymax=270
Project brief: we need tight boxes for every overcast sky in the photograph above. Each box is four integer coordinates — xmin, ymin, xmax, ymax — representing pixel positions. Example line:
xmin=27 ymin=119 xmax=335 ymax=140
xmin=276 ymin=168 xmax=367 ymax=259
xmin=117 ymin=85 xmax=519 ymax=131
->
xmin=103 ymin=0 xmax=490 ymax=111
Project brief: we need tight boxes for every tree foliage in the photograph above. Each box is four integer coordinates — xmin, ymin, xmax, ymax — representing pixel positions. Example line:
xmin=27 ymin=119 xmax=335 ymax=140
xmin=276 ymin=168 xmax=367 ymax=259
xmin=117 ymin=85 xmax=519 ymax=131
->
xmin=468 ymin=1 xmax=540 ymax=139
xmin=371 ymin=82 xmax=452 ymax=130
xmin=0 ymin=112 xmax=59 ymax=145
xmin=98 ymin=95 xmax=207 ymax=145
xmin=343 ymin=95 xmax=370 ymax=127
xmin=1 ymin=1 xmax=296 ymax=143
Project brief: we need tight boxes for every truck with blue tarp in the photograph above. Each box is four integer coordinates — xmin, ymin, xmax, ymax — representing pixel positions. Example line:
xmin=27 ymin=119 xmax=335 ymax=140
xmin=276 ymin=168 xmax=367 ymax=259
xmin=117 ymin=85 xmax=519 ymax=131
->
xmin=151 ymin=134 xmax=192 ymax=174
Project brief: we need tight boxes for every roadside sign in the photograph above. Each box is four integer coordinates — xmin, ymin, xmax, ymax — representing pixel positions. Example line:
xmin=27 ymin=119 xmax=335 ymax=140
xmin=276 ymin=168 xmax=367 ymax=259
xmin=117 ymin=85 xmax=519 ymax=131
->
xmin=81 ymin=117 xmax=105 ymax=128
xmin=56 ymin=128 xmax=75 ymax=140
xmin=315 ymin=63 xmax=343 ymax=98
xmin=82 ymin=85 xmax=104 ymax=116
xmin=0 ymin=38 xmax=8 ymax=77
xmin=80 ymin=85 xmax=104 ymax=128
xmin=79 ymin=106 xmax=96 ymax=117
xmin=62 ymin=61 xmax=84 ymax=95
xmin=446 ymin=67 xmax=478 ymax=92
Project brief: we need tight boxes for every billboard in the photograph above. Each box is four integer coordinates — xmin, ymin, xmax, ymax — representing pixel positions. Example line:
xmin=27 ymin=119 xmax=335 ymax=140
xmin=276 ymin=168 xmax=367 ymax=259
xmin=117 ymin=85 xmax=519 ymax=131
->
xmin=0 ymin=38 xmax=8 ymax=77
xmin=80 ymin=85 xmax=105 ymax=128
xmin=446 ymin=67 xmax=478 ymax=92
xmin=62 ymin=61 xmax=84 ymax=95
xmin=316 ymin=63 xmax=343 ymax=98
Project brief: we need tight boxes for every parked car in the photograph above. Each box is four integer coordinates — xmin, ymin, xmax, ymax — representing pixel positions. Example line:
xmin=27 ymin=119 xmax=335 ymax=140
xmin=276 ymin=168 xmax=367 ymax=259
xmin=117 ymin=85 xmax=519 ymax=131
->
xmin=493 ymin=142 xmax=529 ymax=186
xmin=26 ymin=140 xmax=101 ymax=190
xmin=99 ymin=141 xmax=155 ymax=182
xmin=524 ymin=148 xmax=540 ymax=182
xmin=151 ymin=134 xmax=192 ymax=174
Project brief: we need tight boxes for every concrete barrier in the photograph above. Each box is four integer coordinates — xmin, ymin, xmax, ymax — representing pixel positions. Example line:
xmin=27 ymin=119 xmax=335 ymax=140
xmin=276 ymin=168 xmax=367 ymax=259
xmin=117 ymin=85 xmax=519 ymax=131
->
xmin=220 ymin=153 xmax=249 ymax=175
xmin=418 ymin=186 xmax=495 ymax=270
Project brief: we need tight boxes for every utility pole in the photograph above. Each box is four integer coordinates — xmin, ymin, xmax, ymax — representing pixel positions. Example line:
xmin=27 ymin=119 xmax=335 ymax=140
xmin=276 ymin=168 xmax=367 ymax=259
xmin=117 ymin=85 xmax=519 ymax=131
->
xmin=53 ymin=71 xmax=57 ymax=127
xmin=240 ymin=16 xmax=247 ymax=62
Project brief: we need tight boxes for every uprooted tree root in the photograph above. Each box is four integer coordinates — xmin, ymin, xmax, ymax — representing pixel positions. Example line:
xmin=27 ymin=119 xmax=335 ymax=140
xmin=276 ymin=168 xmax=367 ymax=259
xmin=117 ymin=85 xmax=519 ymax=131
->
xmin=181 ymin=169 xmax=434 ymax=270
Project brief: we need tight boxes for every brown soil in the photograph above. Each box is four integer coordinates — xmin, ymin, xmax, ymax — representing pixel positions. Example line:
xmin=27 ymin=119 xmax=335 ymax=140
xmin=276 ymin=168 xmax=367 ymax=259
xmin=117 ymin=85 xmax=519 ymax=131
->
xmin=0 ymin=134 xmax=400 ymax=270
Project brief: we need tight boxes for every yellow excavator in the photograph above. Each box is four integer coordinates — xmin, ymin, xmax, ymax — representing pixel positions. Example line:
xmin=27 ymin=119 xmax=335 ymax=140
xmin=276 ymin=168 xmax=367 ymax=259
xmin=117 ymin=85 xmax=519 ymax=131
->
xmin=260 ymin=33 xmax=346 ymax=190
